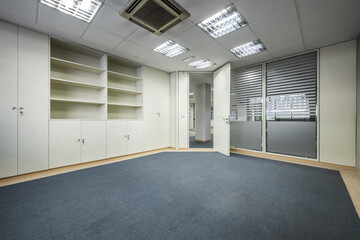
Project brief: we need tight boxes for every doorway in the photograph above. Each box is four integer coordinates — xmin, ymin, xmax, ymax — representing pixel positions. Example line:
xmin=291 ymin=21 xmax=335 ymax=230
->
xmin=189 ymin=73 xmax=213 ymax=149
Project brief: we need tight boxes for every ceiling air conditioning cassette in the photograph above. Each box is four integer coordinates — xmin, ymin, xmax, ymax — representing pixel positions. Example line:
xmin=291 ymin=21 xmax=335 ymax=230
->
xmin=120 ymin=0 xmax=190 ymax=35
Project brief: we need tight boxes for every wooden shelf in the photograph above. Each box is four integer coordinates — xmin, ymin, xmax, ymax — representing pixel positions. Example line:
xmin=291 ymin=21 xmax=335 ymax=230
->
xmin=51 ymin=78 xmax=105 ymax=89
xmin=108 ymin=103 xmax=143 ymax=108
xmin=108 ymin=71 xmax=142 ymax=81
xmin=51 ymin=57 xmax=105 ymax=74
xmin=50 ymin=98 xmax=106 ymax=105
xmin=108 ymin=87 xmax=142 ymax=94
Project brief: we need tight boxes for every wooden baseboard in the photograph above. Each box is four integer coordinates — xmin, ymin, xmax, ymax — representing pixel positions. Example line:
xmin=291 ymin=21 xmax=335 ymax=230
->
xmin=168 ymin=148 xmax=214 ymax=152
xmin=0 ymin=148 xmax=171 ymax=187
xmin=231 ymin=148 xmax=356 ymax=171
xmin=195 ymin=139 xmax=211 ymax=143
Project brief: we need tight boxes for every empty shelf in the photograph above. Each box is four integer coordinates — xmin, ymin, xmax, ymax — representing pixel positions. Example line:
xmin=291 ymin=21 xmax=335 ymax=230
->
xmin=51 ymin=78 xmax=105 ymax=89
xmin=50 ymin=98 xmax=106 ymax=105
xmin=108 ymin=71 xmax=142 ymax=81
xmin=108 ymin=87 xmax=142 ymax=94
xmin=51 ymin=57 xmax=105 ymax=74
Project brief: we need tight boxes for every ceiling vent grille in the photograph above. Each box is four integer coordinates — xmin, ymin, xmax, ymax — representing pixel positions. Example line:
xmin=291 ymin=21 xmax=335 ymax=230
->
xmin=120 ymin=0 xmax=190 ymax=35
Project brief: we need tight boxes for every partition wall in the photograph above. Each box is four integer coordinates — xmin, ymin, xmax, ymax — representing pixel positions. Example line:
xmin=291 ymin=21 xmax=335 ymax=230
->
xmin=230 ymin=52 xmax=318 ymax=159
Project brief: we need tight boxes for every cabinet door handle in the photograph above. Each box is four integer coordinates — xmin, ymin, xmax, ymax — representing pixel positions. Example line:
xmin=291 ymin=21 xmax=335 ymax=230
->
xmin=12 ymin=107 xmax=17 ymax=110
xmin=77 ymin=139 xmax=81 ymax=142
xmin=20 ymin=107 xmax=24 ymax=110
xmin=127 ymin=135 xmax=130 ymax=140
xmin=82 ymin=139 xmax=85 ymax=144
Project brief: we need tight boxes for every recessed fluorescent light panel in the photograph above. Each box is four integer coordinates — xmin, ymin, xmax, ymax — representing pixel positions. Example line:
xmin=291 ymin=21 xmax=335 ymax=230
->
xmin=231 ymin=40 xmax=266 ymax=58
xmin=153 ymin=40 xmax=187 ymax=58
xmin=189 ymin=59 xmax=215 ymax=69
xmin=197 ymin=5 xmax=246 ymax=39
xmin=40 ymin=0 xmax=102 ymax=23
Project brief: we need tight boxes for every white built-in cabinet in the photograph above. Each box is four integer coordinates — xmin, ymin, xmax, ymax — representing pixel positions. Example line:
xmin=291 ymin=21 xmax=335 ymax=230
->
xmin=107 ymin=121 xmax=143 ymax=158
xmin=0 ymin=22 xmax=18 ymax=178
xmin=0 ymin=21 xmax=171 ymax=178
xmin=49 ymin=121 xmax=107 ymax=168
xmin=0 ymin=22 xmax=49 ymax=178
xmin=142 ymin=67 xmax=170 ymax=151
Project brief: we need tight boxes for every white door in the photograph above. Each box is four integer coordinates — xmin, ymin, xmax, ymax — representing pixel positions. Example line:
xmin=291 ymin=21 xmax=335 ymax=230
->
xmin=49 ymin=121 xmax=81 ymax=168
xmin=213 ymin=64 xmax=231 ymax=156
xmin=17 ymin=28 xmax=49 ymax=174
xmin=127 ymin=121 xmax=143 ymax=154
xmin=0 ymin=22 xmax=18 ymax=178
xmin=81 ymin=121 xmax=107 ymax=163
xmin=107 ymin=121 xmax=127 ymax=158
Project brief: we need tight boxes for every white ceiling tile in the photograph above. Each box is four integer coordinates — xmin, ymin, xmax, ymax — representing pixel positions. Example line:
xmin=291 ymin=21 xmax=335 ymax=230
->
xmin=268 ymin=44 xmax=304 ymax=59
xmin=233 ymin=0 xmax=294 ymax=23
xmin=128 ymin=28 xmax=168 ymax=49
xmin=242 ymin=51 xmax=272 ymax=65
xmin=38 ymin=4 xmax=89 ymax=38
xmin=173 ymin=26 xmax=212 ymax=50
xmin=105 ymin=0 xmax=128 ymax=11
xmin=138 ymin=51 xmax=169 ymax=64
xmin=172 ymin=51 xmax=199 ymax=62
xmin=82 ymin=25 xmax=124 ymax=49
xmin=176 ymin=0 xmax=231 ymax=24
xmin=230 ymin=60 xmax=248 ymax=69
xmin=262 ymin=25 xmax=303 ymax=50
xmin=92 ymin=5 xmax=139 ymax=38
xmin=0 ymin=0 xmax=37 ymax=23
xmin=192 ymin=40 xmax=238 ymax=63
xmin=250 ymin=6 xmax=299 ymax=38
xmin=297 ymin=0 xmax=360 ymax=49
xmin=216 ymin=26 xmax=258 ymax=49
xmin=262 ymin=25 xmax=305 ymax=58
xmin=115 ymin=40 xmax=150 ymax=58
xmin=162 ymin=20 xmax=194 ymax=39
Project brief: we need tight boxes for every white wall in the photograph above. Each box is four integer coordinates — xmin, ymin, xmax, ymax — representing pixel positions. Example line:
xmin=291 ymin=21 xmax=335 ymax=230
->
xmin=170 ymin=73 xmax=176 ymax=148
xmin=357 ymin=35 xmax=360 ymax=171
xmin=195 ymin=84 xmax=211 ymax=141
xmin=320 ymin=40 xmax=357 ymax=166
xmin=178 ymin=72 xmax=189 ymax=149
xmin=170 ymin=72 xmax=189 ymax=149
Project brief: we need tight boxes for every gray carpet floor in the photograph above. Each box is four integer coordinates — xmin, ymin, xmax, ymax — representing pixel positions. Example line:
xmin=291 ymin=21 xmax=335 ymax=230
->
xmin=189 ymin=135 xmax=213 ymax=148
xmin=1 ymin=152 xmax=359 ymax=240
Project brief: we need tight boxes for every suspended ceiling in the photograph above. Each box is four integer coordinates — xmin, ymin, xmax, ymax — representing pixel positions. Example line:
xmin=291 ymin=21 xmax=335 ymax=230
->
xmin=0 ymin=0 xmax=359 ymax=73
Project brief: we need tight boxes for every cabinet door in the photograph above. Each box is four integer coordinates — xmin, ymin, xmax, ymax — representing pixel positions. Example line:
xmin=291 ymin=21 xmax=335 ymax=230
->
xmin=49 ymin=121 xmax=81 ymax=168
xmin=17 ymin=28 xmax=50 ymax=174
xmin=142 ymin=67 xmax=170 ymax=151
xmin=126 ymin=121 xmax=143 ymax=155
xmin=81 ymin=121 xmax=106 ymax=163
xmin=107 ymin=121 xmax=127 ymax=158
xmin=0 ymin=22 xmax=18 ymax=178
xmin=157 ymin=77 xmax=170 ymax=148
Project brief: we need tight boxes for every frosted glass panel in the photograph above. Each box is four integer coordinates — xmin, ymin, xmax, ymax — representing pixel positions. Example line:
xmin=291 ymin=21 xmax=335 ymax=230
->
xmin=267 ymin=121 xmax=316 ymax=158
xmin=230 ymin=121 xmax=262 ymax=151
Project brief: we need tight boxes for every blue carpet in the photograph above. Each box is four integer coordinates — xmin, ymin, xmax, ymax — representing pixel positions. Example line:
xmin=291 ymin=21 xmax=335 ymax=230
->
xmin=1 ymin=152 xmax=359 ymax=240
xmin=189 ymin=135 xmax=213 ymax=148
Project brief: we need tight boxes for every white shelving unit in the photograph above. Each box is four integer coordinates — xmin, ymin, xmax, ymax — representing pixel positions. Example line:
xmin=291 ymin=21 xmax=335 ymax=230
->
xmin=107 ymin=56 xmax=143 ymax=120
xmin=49 ymin=39 xmax=143 ymax=120
xmin=50 ymin=39 xmax=107 ymax=120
